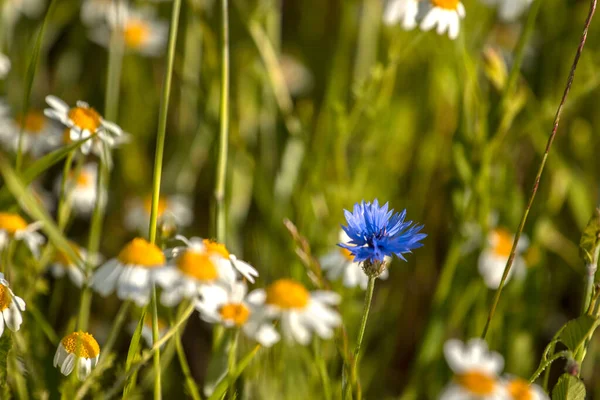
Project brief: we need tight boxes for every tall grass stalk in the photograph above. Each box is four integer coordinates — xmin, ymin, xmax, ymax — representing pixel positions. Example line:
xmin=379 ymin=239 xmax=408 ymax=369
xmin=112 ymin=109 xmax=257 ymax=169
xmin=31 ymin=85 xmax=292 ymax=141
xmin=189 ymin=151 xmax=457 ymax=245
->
xmin=214 ymin=0 xmax=230 ymax=244
xmin=481 ymin=0 xmax=598 ymax=339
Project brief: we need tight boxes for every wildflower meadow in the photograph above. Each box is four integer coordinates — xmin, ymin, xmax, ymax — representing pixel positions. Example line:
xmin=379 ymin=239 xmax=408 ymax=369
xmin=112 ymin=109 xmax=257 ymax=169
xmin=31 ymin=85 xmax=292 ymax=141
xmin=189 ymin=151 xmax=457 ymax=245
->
xmin=0 ymin=0 xmax=599 ymax=399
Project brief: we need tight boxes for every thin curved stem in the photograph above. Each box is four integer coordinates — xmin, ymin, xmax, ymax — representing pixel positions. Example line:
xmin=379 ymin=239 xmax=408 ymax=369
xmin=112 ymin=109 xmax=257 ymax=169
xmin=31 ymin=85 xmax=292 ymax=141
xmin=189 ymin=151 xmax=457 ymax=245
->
xmin=481 ymin=0 xmax=598 ymax=339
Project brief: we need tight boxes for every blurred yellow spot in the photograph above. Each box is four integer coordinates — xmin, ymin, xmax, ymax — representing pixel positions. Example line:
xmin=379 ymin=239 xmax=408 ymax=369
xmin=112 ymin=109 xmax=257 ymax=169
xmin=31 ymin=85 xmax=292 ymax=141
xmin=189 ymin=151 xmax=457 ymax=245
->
xmin=61 ymin=331 xmax=100 ymax=358
xmin=506 ymin=378 xmax=532 ymax=400
xmin=0 ymin=213 xmax=28 ymax=234
xmin=143 ymin=314 xmax=167 ymax=330
xmin=143 ymin=196 xmax=168 ymax=217
xmin=339 ymin=247 xmax=354 ymax=261
xmin=455 ymin=371 xmax=496 ymax=395
xmin=176 ymin=250 xmax=218 ymax=281
xmin=203 ymin=239 xmax=230 ymax=258
xmin=16 ymin=111 xmax=45 ymax=133
xmin=219 ymin=303 xmax=251 ymax=326
xmin=68 ymin=106 xmax=101 ymax=133
xmin=0 ymin=285 xmax=13 ymax=311
xmin=432 ymin=0 xmax=460 ymax=9
xmin=117 ymin=238 xmax=165 ymax=267
xmin=54 ymin=242 xmax=82 ymax=266
xmin=124 ymin=21 xmax=150 ymax=49
xmin=491 ymin=228 xmax=513 ymax=257
xmin=266 ymin=279 xmax=309 ymax=309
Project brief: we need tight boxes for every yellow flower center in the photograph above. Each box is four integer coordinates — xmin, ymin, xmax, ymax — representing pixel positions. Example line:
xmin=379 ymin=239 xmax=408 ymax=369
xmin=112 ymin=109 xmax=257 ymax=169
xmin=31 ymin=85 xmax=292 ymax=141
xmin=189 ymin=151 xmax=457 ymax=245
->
xmin=72 ymin=170 xmax=93 ymax=188
xmin=219 ymin=303 xmax=251 ymax=326
xmin=339 ymin=247 xmax=354 ymax=261
xmin=176 ymin=250 xmax=218 ymax=281
xmin=117 ymin=238 xmax=165 ymax=267
xmin=16 ymin=111 xmax=45 ymax=133
xmin=143 ymin=314 xmax=167 ymax=331
xmin=54 ymin=242 xmax=82 ymax=266
xmin=123 ymin=21 xmax=150 ymax=48
xmin=432 ymin=0 xmax=460 ymax=9
xmin=68 ymin=106 xmax=101 ymax=133
xmin=0 ymin=285 xmax=13 ymax=311
xmin=143 ymin=196 xmax=168 ymax=217
xmin=61 ymin=331 xmax=100 ymax=358
xmin=266 ymin=279 xmax=310 ymax=309
xmin=0 ymin=212 xmax=28 ymax=234
xmin=203 ymin=239 xmax=230 ymax=258
xmin=455 ymin=371 xmax=496 ymax=395
xmin=492 ymin=228 xmax=514 ymax=257
xmin=507 ymin=378 xmax=533 ymax=400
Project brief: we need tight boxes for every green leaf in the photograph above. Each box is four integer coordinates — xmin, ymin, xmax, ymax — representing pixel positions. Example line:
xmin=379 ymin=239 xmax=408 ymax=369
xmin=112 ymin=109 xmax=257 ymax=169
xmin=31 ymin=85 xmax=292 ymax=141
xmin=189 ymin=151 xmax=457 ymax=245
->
xmin=0 ymin=139 xmax=89 ymax=208
xmin=0 ymin=334 xmax=13 ymax=387
xmin=579 ymin=208 xmax=600 ymax=265
xmin=559 ymin=315 xmax=599 ymax=352
xmin=204 ymin=330 xmax=231 ymax=398
xmin=552 ymin=374 xmax=586 ymax=400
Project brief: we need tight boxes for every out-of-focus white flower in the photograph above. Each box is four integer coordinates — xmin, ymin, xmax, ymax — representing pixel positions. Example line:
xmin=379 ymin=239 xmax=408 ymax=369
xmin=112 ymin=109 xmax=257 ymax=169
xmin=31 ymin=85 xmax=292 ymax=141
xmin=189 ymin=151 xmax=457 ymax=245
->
xmin=196 ymin=281 xmax=280 ymax=347
xmin=502 ymin=377 xmax=548 ymax=400
xmin=478 ymin=228 xmax=528 ymax=289
xmin=44 ymin=96 xmax=124 ymax=162
xmin=53 ymin=331 xmax=100 ymax=380
xmin=0 ymin=272 xmax=26 ymax=337
xmin=420 ymin=0 xmax=466 ymax=40
xmin=279 ymin=54 xmax=314 ymax=97
xmin=48 ymin=242 xmax=91 ymax=288
xmin=55 ymin=163 xmax=99 ymax=216
xmin=2 ymin=0 xmax=45 ymax=33
xmin=89 ymin=6 xmax=168 ymax=57
xmin=480 ymin=0 xmax=533 ymax=22
xmin=80 ymin=0 xmax=128 ymax=26
xmin=0 ymin=212 xmax=45 ymax=258
xmin=441 ymin=338 xmax=506 ymax=399
xmin=383 ymin=0 xmax=419 ymax=30
xmin=0 ymin=102 xmax=62 ymax=157
xmin=247 ymin=279 xmax=341 ymax=345
xmin=155 ymin=236 xmax=258 ymax=306
xmin=320 ymin=230 xmax=389 ymax=289
xmin=91 ymin=238 xmax=167 ymax=306
xmin=124 ymin=194 xmax=193 ymax=234
xmin=0 ymin=53 xmax=10 ymax=79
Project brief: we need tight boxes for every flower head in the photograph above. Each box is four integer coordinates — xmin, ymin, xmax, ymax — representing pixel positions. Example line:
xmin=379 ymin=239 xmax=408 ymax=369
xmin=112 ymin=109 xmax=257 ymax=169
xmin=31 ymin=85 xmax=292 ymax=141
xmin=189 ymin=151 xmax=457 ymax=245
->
xmin=383 ymin=0 xmax=419 ymax=30
xmin=0 ymin=212 xmax=45 ymax=258
xmin=503 ymin=377 xmax=548 ymax=400
xmin=0 ymin=273 xmax=26 ymax=337
xmin=480 ymin=0 xmax=533 ymax=22
xmin=124 ymin=194 xmax=193 ymax=234
xmin=478 ymin=228 xmax=528 ymax=289
xmin=420 ymin=0 xmax=466 ymax=40
xmin=55 ymin=163 xmax=100 ymax=216
xmin=340 ymin=200 xmax=426 ymax=266
xmin=54 ymin=331 xmax=100 ymax=380
xmin=48 ymin=241 xmax=91 ymax=288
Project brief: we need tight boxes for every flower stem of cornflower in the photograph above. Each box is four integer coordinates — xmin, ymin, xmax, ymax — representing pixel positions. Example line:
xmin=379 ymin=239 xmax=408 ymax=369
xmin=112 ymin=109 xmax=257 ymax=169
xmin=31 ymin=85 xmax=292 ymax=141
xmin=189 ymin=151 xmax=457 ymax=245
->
xmin=214 ymin=0 xmax=230 ymax=244
xmin=145 ymin=0 xmax=182 ymax=398
xmin=344 ymin=275 xmax=376 ymax=399
xmin=15 ymin=0 xmax=57 ymax=172
xmin=481 ymin=0 xmax=597 ymax=339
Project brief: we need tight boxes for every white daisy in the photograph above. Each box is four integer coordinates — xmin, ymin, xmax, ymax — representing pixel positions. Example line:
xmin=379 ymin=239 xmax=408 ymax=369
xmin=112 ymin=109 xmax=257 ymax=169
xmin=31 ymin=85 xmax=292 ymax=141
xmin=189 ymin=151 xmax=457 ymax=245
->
xmin=420 ymin=0 xmax=466 ymax=40
xmin=480 ymin=0 xmax=532 ymax=22
xmin=441 ymin=338 xmax=507 ymax=399
xmin=0 ymin=53 xmax=10 ymax=79
xmin=0 ymin=212 xmax=45 ymax=258
xmin=80 ymin=0 xmax=128 ymax=26
xmin=196 ymin=282 xmax=280 ymax=347
xmin=123 ymin=194 xmax=193 ymax=234
xmin=48 ymin=242 xmax=89 ymax=288
xmin=478 ymin=228 xmax=528 ymax=289
xmin=44 ymin=95 xmax=123 ymax=158
xmin=155 ymin=235 xmax=258 ymax=306
xmin=0 ymin=102 xmax=62 ymax=157
xmin=2 ymin=0 xmax=45 ymax=34
xmin=502 ymin=377 xmax=548 ymax=400
xmin=53 ymin=331 xmax=100 ymax=380
xmin=91 ymin=238 xmax=167 ymax=307
xmin=247 ymin=279 xmax=341 ymax=345
xmin=54 ymin=163 xmax=99 ymax=216
xmin=0 ymin=272 xmax=26 ymax=337
xmin=320 ymin=230 xmax=389 ymax=290
xmin=89 ymin=6 xmax=168 ymax=57
xmin=383 ymin=0 xmax=419 ymax=30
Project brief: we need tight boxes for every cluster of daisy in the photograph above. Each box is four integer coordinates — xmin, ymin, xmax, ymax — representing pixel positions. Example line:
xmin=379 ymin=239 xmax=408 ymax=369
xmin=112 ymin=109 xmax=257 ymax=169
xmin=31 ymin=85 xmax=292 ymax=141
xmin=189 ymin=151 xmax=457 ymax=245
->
xmin=441 ymin=338 xmax=548 ymax=399
xmin=383 ymin=0 xmax=533 ymax=40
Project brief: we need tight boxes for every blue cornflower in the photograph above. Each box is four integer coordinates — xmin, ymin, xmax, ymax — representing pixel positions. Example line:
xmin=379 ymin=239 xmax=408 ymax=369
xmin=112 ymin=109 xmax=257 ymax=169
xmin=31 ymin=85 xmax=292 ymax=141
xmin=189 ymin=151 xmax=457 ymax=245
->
xmin=339 ymin=199 xmax=426 ymax=264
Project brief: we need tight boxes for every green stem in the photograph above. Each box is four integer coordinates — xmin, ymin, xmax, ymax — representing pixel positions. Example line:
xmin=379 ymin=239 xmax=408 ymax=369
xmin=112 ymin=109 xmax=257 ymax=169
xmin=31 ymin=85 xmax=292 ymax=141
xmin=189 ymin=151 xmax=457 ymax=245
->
xmin=529 ymin=351 xmax=572 ymax=383
xmin=344 ymin=275 xmax=376 ymax=399
xmin=582 ymin=245 xmax=600 ymax=314
xmin=226 ymin=330 xmax=239 ymax=399
xmin=100 ymin=301 xmax=131 ymax=362
xmin=214 ymin=0 xmax=230 ymax=244
xmin=481 ymin=0 xmax=597 ymax=339
xmin=151 ymin=286 xmax=161 ymax=400
xmin=76 ymin=287 xmax=92 ymax=331
xmin=174 ymin=319 xmax=202 ymax=400
xmin=313 ymin=339 xmax=332 ymax=400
